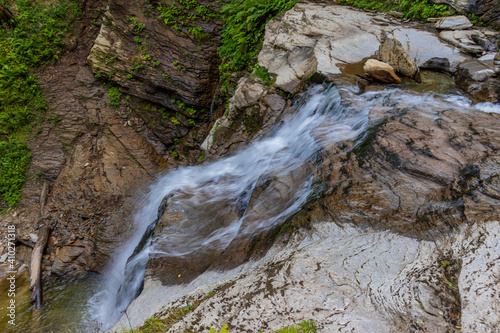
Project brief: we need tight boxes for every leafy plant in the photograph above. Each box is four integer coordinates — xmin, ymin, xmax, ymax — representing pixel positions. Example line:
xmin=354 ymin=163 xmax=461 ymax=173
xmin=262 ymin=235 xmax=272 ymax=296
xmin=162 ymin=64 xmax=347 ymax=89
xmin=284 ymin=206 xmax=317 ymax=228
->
xmin=157 ymin=0 xmax=218 ymax=38
xmin=129 ymin=16 xmax=146 ymax=33
xmin=218 ymin=0 xmax=299 ymax=93
xmin=210 ymin=323 xmax=229 ymax=333
xmin=337 ymin=0 xmax=454 ymax=21
xmin=0 ymin=141 xmax=31 ymax=209
xmin=106 ymin=86 xmax=122 ymax=108
xmin=277 ymin=320 xmax=317 ymax=333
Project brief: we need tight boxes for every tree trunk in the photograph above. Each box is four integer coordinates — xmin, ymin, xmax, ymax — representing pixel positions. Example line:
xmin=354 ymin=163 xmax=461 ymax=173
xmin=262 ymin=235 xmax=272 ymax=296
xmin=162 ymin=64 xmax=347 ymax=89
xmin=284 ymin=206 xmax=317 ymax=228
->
xmin=29 ymin=225 xmax=50 ymax=309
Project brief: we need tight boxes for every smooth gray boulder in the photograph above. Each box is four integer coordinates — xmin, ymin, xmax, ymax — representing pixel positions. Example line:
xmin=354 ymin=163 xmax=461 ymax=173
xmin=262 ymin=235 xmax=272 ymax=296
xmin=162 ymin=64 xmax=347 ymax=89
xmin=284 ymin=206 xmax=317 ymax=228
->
xmin=435 ymin=15 xmax=473 ymax=30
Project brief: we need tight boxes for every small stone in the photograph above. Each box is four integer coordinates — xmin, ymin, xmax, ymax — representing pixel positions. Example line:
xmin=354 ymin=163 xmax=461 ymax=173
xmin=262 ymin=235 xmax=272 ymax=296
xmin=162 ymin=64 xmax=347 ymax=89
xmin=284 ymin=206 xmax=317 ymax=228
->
xmin=435 ymin=16 xmax=473 ymax=30
xmin=29 ymin=233 xmax=38 ymax=243
xmin=363 ymin=59 xmax=401 ymax=84
xmin=494 ymin=52 xmax=500 ymax=74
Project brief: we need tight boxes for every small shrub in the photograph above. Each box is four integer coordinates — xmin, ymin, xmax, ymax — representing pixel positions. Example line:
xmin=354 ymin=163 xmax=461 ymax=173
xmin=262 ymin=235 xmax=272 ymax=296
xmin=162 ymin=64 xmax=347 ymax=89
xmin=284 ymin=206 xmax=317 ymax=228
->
xmin=107 ymin=86 xmax=122 ymax=108
xmin=129 ymin=17 xmax=146 ymax=33
xmin=218 ymin=0 xmax=300 ymax=93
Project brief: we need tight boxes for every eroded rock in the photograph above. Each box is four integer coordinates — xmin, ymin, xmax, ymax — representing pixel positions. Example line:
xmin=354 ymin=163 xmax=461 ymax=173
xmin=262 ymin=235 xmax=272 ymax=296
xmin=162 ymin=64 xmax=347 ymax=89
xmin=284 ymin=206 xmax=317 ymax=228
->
xmin=455 ymin=60 xmax=500 ymax=102
xmin=439 ymin=30 xmax=486 ymax=55
xmin=378 ymin=38 xmax=421 ymax=82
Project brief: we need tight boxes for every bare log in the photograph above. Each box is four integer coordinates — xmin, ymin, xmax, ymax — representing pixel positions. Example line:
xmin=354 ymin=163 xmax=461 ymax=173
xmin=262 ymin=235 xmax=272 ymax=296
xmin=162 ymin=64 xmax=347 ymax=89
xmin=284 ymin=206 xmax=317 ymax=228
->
xmin=39 ymin=180 xmax=50 ymax=216
xmin=29 ymin=225 xmax=50 ymax=309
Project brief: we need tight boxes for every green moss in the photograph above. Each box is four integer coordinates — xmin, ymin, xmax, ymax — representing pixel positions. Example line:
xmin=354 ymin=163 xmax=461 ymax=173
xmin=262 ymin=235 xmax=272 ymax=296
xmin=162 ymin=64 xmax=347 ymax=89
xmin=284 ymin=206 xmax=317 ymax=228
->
xmin=157 ymin=0 xmax=218 ymax=39
xmin=277 ymin=320 xmax=317 ymax=333
xmin=337 ymin=0 xmax=454 ymax=21
xmin=0 ymin=141 xmax=31 ymax=210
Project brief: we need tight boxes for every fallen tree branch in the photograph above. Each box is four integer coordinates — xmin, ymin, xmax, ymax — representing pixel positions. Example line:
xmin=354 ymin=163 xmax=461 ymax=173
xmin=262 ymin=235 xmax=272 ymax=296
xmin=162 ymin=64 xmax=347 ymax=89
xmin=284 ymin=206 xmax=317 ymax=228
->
xmin=29 ymin=225 xmax=50 ymax=309
xmin=15 ymin=237 xmax=35 ymax=249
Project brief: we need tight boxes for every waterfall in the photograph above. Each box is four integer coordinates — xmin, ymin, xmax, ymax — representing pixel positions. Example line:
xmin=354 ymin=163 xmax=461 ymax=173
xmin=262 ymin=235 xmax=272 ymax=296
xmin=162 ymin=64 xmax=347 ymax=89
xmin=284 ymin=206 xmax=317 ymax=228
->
xmin=86 ymin=83 xmax=372 ymax=329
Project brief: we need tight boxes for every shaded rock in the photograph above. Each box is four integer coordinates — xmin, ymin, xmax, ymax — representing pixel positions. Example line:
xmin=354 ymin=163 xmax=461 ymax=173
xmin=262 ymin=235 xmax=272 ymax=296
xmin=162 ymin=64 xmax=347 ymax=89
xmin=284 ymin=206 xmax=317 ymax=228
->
xmin=378 ymin=38 xmax=421 ymax=82
xmin=495 ymin=52 xmax=500 ymax=74
xmin=435 ymin=15 xmax=473 ymax=30
xmin=422 ymin=57 xmax=451 ymax=72
xmin=201 ymin=76 xmax=293 ymax=157
xmin=51 ymin=241 xmax=92 ymax=276
xmin=363 ymin=59 xmax=401 ymax=84
xmin=455 ymin=60 xmax=500 ymax=102
xmin=439 ymin=30 xmax=486 ymax=55
xmin=87 ymin=0 xmax=222 ymax=113
xmin=146 ymin=189 xmax=243 ymax=285
xmin=431 ymin=0 xmax=500 ymax=29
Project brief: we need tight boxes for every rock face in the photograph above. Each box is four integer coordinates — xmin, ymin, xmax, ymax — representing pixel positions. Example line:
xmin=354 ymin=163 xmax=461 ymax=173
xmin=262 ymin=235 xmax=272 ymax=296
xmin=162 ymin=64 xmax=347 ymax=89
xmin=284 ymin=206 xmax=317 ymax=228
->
xmin=435 ymin=15 xmax=473 ymax=30
xmin=363 ymin=59 xmax=401 ymax=84
xmin=201 ymin=75 xmax=293 ymax=156
xmin=2 ymin=0 xmax=221 ymax=277
xmin=431 ymin=0 xmax=500 ymax=29
xmin=455 ymin=60 xmax=500 ymax=102
xmin=495 ymin=52 xmax=500 ymax=73
xmin=258 ymin=2 xmax=469 ymax=91
xmin=121 ymin=70 xmax=500 ymax=331
xmin=88 ymin=0 xmax=222 ymax=111
xmin=378 ymin=38 xmax=421 ymax=82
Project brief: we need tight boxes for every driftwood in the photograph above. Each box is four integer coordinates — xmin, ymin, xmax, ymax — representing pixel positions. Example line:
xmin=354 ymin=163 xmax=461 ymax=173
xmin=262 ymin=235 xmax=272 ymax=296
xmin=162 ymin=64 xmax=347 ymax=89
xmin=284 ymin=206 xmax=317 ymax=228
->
xmin=29 ymin=225 xmax=50 ymax=309
xmin=0 ymin=3 xmax=16 ymax=28
xmin=15 ymin=237 xmax=35 ymax=249
xmin=39 ymin=180 xmax=50 ymax=216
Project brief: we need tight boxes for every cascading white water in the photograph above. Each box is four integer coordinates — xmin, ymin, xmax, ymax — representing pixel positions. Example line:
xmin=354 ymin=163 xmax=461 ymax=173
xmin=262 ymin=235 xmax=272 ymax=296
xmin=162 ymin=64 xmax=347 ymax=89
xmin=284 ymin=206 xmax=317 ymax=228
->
xmin=85 ymin=83 xmax=369 ymax=329
xmin=85 ymin=82 xmax=500 ymax=331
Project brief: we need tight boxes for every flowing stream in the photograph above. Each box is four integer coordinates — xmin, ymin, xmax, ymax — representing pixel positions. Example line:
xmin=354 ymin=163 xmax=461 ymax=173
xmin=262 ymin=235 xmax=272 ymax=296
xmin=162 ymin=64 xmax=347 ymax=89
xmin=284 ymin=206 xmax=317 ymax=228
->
xmin=2 ymin=76 xmax=500 ymax=332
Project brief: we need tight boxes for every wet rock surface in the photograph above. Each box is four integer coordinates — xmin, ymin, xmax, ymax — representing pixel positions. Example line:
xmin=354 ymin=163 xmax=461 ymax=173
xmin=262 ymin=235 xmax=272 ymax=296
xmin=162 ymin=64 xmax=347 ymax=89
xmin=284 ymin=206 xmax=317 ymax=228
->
xmin=123 ymin=68 xmax=500 ymax=331
xmin=435 ymin=15 xmax=473 ymax=30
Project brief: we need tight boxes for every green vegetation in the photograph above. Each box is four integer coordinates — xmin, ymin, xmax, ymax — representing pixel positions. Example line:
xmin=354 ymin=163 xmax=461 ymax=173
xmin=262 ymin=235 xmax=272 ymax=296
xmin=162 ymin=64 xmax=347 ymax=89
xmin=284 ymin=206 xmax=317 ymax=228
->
xmin=277 ymin=320 xmax=317 ymax=333
xmin=157 ymin=0 xmax=218 ymax=38
xmin=0 ymin=141 xmax=31 ymax=209
xmin=337 ymin=0 xmax=454 ymax=21
xmin=129 ymin=16 xmax=145 ymax=33
xmin=251 ymin=63 xmax=272 ymax=85
xmin=440 ymin=260 xmax=451 ymax=267
xmin=218 ymin=0 xmax=299 ymax=93
xmin=123 ymin=304 xmax=195 ymax=332
xmin=106 ymin=85 xmax=122 ymax=108
xmin=210 ymin=323 xmax=230 ymax=333
xmin=0 ymin=0 xmax=80 ymax=209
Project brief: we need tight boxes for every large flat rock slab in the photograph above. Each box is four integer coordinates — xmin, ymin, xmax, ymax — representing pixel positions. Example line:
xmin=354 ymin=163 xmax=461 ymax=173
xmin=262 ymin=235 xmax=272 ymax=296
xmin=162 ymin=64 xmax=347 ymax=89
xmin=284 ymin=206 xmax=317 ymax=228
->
xmin=258 ymin=2 xmax=469 ymax=92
